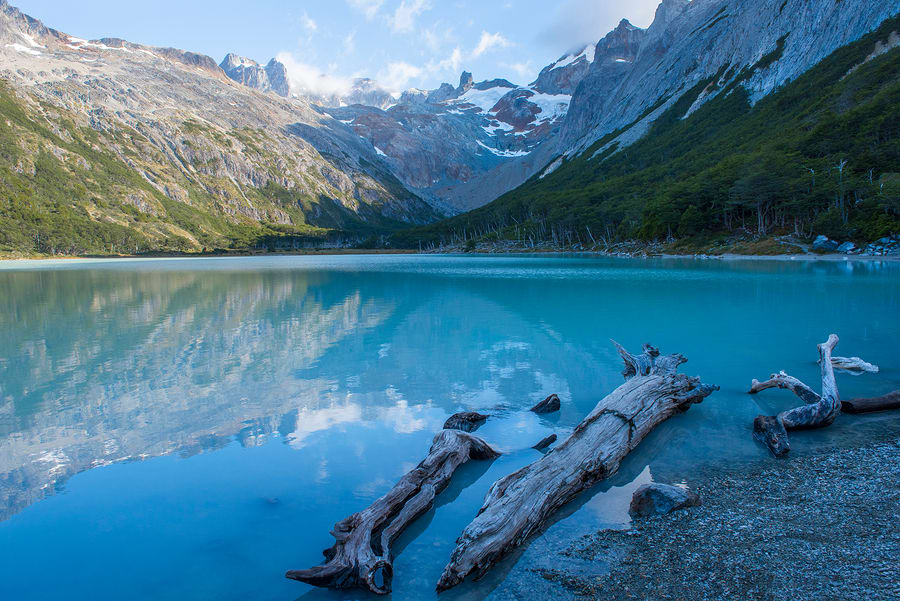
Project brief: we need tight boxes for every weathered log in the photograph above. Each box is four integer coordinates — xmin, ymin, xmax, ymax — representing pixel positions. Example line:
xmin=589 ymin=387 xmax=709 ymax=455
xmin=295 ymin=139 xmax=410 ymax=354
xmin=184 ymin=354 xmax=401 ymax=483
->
xmin=436 ymin=341 xmax=717 ymax=591
xmin=831 ymin=356 xmax=879 ymax=374
xmin=529 ymin=393 xmax=560 ymax=414
xmin=841 ymin=391 xmax=900 ymax=414
xmin=750 ymin=335 xmax=841 ymax=456
xmin=286 ymin=429 xmax=499 ymax=594
xmin=443 ymin=412 xmax=489 ymax=432
xmin=532 ymin=434 xmax=557 ymax=450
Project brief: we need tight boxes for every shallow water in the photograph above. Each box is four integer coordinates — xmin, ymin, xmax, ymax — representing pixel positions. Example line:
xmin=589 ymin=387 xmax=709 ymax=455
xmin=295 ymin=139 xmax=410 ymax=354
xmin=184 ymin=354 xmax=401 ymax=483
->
xmin=0 ymin=255 xmax=898 ymax=601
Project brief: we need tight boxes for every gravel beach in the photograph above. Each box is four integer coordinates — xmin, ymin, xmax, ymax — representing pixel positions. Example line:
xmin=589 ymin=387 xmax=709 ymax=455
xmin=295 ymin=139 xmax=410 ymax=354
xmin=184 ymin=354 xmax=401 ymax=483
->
xmin=535 ymin=437 xmax=900 ymax=601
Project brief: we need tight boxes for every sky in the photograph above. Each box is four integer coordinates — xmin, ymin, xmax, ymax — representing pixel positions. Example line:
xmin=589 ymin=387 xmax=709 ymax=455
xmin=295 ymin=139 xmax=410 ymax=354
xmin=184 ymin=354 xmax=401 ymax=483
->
xmin=12 ymin=0 xmax=661 ymax=94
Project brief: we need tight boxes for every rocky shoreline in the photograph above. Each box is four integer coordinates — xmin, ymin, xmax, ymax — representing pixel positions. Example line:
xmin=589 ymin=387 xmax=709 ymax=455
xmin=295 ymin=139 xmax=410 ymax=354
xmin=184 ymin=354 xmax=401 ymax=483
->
xmin=535 ymin=436 xmax=900 ymax=601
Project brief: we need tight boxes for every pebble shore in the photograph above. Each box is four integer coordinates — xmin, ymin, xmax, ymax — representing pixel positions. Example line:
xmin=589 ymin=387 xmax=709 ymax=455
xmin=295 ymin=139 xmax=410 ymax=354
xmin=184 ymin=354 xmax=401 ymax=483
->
xmin=536 ymin=436 xmax=900 ymax=601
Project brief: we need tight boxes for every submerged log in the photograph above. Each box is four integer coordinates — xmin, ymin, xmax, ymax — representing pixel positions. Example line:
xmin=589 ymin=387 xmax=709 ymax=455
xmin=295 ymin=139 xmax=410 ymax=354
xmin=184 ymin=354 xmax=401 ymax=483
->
xmin=443 ymin=412 xmax=489 ymax=432
xmin=750 ymin=335 xmax=841 ymax=457
xmin=529 ymin=393 xmax=561 ymax=414
xmin=286 ymin=429 xmax=499 ymax=594
xmin=436 ymin=341 xmax=717 ymax=591
xmin=532 ymin=434 xmax=557 ymax=450
xmin=831 ymin=356 xmax=879 ymax=374
xmin=841 ymin=391 xmax=900 ymax=414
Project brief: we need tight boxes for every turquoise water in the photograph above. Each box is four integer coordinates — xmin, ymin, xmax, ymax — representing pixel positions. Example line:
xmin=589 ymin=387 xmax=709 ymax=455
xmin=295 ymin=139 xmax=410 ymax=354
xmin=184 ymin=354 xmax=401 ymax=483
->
xmin=0 ymin=255 xmax=898 ymax=601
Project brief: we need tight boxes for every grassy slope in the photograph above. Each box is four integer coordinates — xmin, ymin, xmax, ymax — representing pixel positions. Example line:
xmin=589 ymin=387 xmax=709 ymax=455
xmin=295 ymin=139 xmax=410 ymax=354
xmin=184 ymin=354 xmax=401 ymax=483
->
xmin=391 ymin=16 xmax=900 ymax=249
xmin=0 ymin=81 xmax=421 ymax=256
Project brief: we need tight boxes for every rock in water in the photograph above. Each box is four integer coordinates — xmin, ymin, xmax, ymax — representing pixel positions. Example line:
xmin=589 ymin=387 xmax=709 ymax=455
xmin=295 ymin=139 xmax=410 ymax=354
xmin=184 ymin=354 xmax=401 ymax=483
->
xmin=532 ymin=434 xmax=557 ymax=450
xmin=529 ymin=394 xmax=561 ymax=414
xmin=443 ymin=412 xmax=489 ymax=432
xmin=629 ymin=483 xmax=701 ymax=518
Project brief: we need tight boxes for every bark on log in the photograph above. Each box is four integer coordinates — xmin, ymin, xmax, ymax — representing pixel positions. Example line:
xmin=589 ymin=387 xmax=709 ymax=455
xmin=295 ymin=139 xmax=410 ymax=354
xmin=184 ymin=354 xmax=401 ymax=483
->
xmin=841 ymin=391 xmax=900 ymax=414
xmin=436 ymin=341 xmax=717 ymax=591
xmin=831 ymin=356 xmax=879 ymax=374
xmin=749 ymin=335 xmax=841 ymax=457
xmin=529 ymin=394 xmax=560 ymax=414
xmin=286 ymin=429 xmax=499 ymax=594
xmin=443 ymin=412 xmax=489 ymax=432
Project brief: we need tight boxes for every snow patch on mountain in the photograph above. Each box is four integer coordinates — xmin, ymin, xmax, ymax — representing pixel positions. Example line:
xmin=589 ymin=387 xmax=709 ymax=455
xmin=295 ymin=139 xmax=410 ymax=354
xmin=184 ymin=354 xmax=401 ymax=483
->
xmin=549 ymin=44 xmax=596 ymax=71
xmin=6 ymin=42 xmax=40 ymax=55
xmin=453 ymin=85 xmax=515 ymax=113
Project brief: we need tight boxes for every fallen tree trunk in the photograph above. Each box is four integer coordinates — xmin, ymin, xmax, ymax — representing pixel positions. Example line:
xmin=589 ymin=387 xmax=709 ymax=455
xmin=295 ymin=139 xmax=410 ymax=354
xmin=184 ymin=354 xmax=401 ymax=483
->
xmin=750 ymin=335 xmax=841 ymax=457
xmin=436 ymin=341 xmax=717 ymax=591
xmin=831 ymin=356 xmax=879 ymax=374
xmin=443 ymin=411 xmax=489 ymax=432
xmin=286 ymin=429 xmax=499 ymax=594
xmin=841 ymin=391 xmax=900 ymax=414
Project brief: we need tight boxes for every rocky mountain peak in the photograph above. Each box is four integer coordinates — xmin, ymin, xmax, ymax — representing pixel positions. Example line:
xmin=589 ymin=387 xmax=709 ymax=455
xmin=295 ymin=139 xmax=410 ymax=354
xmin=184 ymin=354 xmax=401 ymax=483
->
xmin=222 ymin=52 xmax=258 ymax=70
xmin=458 ymin=71 xmax=474 ymax=92
xmin=220 ymin=53 xmax=289 ymax=97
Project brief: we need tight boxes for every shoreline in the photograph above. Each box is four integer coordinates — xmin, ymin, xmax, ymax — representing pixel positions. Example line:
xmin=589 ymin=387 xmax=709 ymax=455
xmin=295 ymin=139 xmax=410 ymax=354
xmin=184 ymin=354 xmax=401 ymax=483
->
xmin=534 ymin=433 xmax=900 ymax=601
xmin=1 ymin=249 xmax=898 ymax=263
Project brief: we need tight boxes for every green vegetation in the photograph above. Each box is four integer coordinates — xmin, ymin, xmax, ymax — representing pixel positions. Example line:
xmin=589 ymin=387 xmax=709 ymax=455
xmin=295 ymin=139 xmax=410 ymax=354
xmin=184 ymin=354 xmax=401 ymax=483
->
xmin=0 ymin=79 xmax=418 ymax=256
xmin=391 ymin=16 xmax=900 ymax=250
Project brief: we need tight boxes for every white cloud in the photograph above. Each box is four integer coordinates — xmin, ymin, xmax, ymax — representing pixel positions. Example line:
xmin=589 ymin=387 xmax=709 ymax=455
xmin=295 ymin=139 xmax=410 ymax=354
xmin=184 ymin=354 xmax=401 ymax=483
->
xmin=505 ymin=60 xmax=535 ymax=80
xmin=537 ymin=0 xmax=657 ymax=51
xmin=301 ymin=11 xmax=318 ymax=32
xmin=343 ymin=30 xmax=356 ymax=56
xmin=472 ymin=31 xmax=512 ymax=58
xmin=277 ymin=51 xmax=353 ymax=98
xmin=390 ymin=0 xmax=430 ymax=33
xmin=378 ymin=61 xmax=423 ymax=92
xmin=433 ymin=46 xmax=463 ymax=73
xmin=347 ymin=0 xmax=384 ymax=20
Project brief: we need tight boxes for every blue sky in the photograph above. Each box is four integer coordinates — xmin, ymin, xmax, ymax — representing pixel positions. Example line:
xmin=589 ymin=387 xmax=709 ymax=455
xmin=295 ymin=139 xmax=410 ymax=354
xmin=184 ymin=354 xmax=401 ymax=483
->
xmin=12 ymin=0 xmax=660 ymax=93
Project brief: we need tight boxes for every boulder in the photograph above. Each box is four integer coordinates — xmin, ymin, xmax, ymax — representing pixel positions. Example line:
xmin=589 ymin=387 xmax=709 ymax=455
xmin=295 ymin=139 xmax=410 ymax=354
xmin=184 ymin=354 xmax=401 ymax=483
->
xmin=629 ymin=483 xmax=701 ymax=518
xmin=812 ymin=235 xmax=839 ymax=252
xmin=529 ymin=393 xmax=561 ymax=414
xmin=836 ymin=241 xmax=856 ymax=253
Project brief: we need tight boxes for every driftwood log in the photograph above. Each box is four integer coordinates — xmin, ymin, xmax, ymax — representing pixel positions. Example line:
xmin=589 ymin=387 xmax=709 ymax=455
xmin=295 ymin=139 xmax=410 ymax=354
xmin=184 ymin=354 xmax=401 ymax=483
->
xmin=529 ymin=393 xmax=561 ymax=414
xmin=436 ymin=341 xmax=717 ymax=591
xmin=831 ymin=356 xmax=879 ymax=374
xmin=842 ymin=391 xmax=900 ymax=414
xmin=750 ymin=335 xmax=842 ymax=456
xmin=286 ymin=429 xmax=499 ymax=594
xmin=443 ymin=412 xmax=489 ymax=432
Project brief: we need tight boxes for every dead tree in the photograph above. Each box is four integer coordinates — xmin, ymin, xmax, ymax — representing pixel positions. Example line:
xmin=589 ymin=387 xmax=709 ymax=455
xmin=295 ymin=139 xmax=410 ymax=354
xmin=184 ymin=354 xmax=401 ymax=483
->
xmin=286 ymin=429 xmax=499 ymax=594
xmin=831 ymin=356 xmax=879 ymax=374
xmin=749 ymin=335 xmax=843 ymax=456
xmin=842 ymin=391 xmax=900 ymax=414
xmin=436 ymin=341 xmax=717 ymax=591
xmin=443 ymin=412 xmax=489 ymax=432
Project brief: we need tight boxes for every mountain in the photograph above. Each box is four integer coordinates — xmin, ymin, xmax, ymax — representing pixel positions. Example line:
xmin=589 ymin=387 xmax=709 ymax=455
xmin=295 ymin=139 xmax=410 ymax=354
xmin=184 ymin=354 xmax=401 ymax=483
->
xmin=1 ymin=0 xmax=897 ymax=256
xmin=309 ymin=62 xmax=588 ymax=212
xmin=390 ymin=0 xmax=900 ymax=250
xmin=0 ymin=1 xmax=439 ymax=255
xmin=219 ymin=53 xmax=290 ymax=97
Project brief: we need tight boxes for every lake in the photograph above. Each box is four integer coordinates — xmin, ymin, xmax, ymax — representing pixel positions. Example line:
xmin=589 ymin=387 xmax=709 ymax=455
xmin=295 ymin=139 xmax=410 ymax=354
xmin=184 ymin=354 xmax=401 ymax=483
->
xmin=1 ymin=254 xmax=898 ymax=601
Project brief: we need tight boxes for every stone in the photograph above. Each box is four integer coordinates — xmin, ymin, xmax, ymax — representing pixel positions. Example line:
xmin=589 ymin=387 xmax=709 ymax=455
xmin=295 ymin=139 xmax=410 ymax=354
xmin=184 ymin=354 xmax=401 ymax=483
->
xmin=812 ymin=235 xmax=839 ymax=252
xmin=837 ymin=241 xmax=856 ymax=253
xmin=629 ymin=483 xmax=701 ymax=518
xmin=530 ymin=393 xmax=561 ymax=414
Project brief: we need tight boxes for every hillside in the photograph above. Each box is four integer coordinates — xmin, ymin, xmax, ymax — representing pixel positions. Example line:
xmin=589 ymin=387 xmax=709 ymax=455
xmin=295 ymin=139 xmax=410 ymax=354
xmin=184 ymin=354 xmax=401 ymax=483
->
xmin=390 ymin=14 xmax=900 ymax=251
xmin=0 ymin=1 xmax=438 ymax=256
